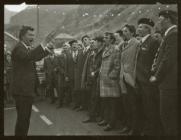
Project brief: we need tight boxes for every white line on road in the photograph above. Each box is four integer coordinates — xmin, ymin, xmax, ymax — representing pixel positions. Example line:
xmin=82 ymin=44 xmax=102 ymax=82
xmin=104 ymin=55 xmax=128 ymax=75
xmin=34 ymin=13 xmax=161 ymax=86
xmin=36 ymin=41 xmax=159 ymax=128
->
xmin=4 ymin=107 xmax=16 ymax=110
xmin=32 ymin=105 xmax=40 ymax=112
xmin=40 ymin=115 xmax=53 ymax=126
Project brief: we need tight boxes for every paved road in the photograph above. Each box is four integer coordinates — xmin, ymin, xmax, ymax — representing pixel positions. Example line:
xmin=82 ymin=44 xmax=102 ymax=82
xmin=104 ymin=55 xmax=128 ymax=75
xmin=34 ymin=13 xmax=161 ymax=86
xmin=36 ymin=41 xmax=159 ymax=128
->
xmin=4 ymin=99 xmax=121 ymax=136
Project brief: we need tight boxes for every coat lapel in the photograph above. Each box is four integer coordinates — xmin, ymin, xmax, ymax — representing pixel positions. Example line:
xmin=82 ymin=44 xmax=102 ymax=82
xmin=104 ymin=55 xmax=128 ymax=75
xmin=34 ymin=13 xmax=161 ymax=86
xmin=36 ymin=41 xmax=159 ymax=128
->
xmin=102 ymin=45 xmax=113 ymax=59
xmin=140 ymin=36 xmax=151 ymax=51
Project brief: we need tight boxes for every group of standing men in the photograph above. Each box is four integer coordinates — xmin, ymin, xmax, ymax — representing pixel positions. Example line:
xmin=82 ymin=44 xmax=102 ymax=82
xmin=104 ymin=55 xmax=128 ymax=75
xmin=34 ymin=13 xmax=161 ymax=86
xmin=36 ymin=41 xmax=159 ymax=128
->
xmin=10 ymin=9 xmax=178 ymax=136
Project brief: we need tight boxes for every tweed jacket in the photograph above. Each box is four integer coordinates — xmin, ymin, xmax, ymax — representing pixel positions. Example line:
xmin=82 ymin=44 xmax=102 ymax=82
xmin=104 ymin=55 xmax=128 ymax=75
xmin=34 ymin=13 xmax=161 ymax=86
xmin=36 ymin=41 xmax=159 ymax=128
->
xmin=119 ymin=38 xmax=140 ymax=93
xmin=100 ymin=44 xmax=121 ymax=97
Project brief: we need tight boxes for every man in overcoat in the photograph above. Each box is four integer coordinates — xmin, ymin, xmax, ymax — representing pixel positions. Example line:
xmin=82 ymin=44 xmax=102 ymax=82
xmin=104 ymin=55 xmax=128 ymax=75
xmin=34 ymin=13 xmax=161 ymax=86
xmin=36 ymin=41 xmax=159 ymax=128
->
xmin=136 ymin=18 xmax=162 ymax=135
xmin=82 ymin=36 xmax=105 ymax=123
xmin=98 ymin=32 xmax=121 ymax=131
xmin=44 ymin=54 xmax=56 ymax=103
xmin=150 ymin=10 xmax=178 ymax=135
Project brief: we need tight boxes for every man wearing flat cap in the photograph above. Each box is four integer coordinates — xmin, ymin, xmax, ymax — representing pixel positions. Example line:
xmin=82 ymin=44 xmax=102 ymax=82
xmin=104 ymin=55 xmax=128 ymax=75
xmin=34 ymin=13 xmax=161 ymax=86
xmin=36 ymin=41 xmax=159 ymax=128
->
xmin=150 ymin=10 xmax=178 ymax=135
xmin=136 ymin=18 xmax=162 ymax=135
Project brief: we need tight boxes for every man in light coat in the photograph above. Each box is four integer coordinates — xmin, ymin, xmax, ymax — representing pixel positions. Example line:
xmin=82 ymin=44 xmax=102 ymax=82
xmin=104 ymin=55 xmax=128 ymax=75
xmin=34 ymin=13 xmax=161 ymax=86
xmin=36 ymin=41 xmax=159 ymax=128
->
xmin=98 ymin=32 xmax=121 ymax=131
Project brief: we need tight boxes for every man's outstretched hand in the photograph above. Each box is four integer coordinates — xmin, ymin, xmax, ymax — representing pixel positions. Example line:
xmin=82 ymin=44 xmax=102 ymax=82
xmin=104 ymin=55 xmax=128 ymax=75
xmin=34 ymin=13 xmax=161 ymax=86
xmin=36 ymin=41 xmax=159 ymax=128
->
xmin=41 ymin=29 xmax=58 ymax=48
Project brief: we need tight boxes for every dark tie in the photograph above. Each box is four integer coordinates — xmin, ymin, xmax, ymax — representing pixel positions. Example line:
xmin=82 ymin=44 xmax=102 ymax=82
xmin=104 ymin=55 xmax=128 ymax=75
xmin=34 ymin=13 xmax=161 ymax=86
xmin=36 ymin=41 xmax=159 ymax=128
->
xmin=27 ymin=46 xmax=31 ymax=51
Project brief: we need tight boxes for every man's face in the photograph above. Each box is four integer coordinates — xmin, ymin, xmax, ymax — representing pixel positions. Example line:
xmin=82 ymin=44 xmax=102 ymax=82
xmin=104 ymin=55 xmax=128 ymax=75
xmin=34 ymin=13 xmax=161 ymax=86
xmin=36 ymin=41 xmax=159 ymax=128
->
xmin=122 ymin=27 xmax=132 ymax=40
xmin=91 ymin=40 xmax=99 ymax=50
xmin=136 ymin=24 xmax=148 ymax=37
xmin=103 ymin=34 xmax=111 ymax=45
xmin=71 ymin=42 xmax=78 ymax=51
xmin=156 ymin=16 xmax=168 ymax=33
xmin=83 ymin=37 xmax=90 ymax=47
xmin=22 ymin=30 xmax=35 ymax=46
xmin=114 ymin=33 xmax=124 ymax=43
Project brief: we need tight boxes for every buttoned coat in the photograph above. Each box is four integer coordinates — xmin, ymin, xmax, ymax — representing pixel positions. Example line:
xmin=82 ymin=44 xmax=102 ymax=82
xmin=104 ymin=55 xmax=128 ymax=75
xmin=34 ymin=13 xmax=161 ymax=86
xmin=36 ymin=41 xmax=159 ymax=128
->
xmin=100 ymin=45 xmax=121 ymax=97
xmin=153 ymin=27 xmax=177 ymax=90
xmin=136 ymin=35 xmax=160 ymax=85
xmin=11 ymin=42 xmax=49 ymax=97
xmin=119 ymin=38 xmax=140 ymax=93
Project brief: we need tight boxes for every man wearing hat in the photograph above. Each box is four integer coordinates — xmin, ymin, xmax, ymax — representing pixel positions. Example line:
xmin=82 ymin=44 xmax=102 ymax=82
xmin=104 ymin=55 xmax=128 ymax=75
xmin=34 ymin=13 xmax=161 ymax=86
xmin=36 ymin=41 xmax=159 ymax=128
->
xmin=150 ymin=10 xmax=178 ymax=135
xmin=65 ymin=40 xmax=84 ymax=110
xmin=136 ymin=18 xmax=162 ymax=135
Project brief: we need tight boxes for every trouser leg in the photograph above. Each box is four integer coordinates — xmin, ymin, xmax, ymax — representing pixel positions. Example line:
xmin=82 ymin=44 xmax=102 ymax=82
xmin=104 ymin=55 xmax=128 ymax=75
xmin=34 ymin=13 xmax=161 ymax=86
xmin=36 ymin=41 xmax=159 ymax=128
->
xmin=109 ymin=98 xmax=119 ymax=128
xmin=140 ymin=84 xmax=161 ymax=135
xmin=14 ymin=95 xmax=33 ymax=136
xmin=160 ymin=90 xmax=178 ymax=136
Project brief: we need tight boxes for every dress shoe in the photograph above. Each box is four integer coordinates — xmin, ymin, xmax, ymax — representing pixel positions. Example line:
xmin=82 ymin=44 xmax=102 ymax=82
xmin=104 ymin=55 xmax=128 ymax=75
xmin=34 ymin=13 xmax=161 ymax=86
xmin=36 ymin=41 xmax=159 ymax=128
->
xmin=56 ymin=104 xmax=63 ymax=109
xmin=128 ymin=130 xmax=141 ymax=136
xmin=82 ymin=118 xmax=96 ymax=123
xmin=76 ymin=106 xmax=84 ymax=112
xmin=50 ymin=99 xmax=56 ymax=104
xmin=119 ymin=126 xmax=130 ymax=134
xmin=103 ymin=124 xmax=113 ymax=131
xmin=98 ymin=120 xmax=107 ymax=126
xmin=72 ymin=105 xmax=79 ymax=110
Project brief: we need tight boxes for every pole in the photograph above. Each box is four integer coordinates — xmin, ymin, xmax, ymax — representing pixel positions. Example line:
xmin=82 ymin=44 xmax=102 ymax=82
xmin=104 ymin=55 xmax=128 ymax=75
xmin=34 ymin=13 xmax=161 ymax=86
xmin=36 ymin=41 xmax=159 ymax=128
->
xmin=37 ymin=5 xmax=39 ymax=38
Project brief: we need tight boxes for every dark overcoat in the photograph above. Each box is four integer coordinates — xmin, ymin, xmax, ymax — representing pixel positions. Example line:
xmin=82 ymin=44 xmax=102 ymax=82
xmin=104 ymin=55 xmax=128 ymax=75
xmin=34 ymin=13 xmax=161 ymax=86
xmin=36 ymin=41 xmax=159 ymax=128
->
xmin=153 ymin=27 xmax=177 ymax=90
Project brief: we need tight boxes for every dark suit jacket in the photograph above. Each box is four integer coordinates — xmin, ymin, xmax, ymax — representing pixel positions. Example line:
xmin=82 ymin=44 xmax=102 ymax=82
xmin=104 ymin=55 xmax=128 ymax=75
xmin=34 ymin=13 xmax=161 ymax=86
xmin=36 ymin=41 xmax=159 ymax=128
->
xmin=136 ymin=35 xmax=160 ymax=85
xmin=11 ymin=42 xmax=49 ymax=97
xmin=154 ymin=27 xmax=177 ymax=90
xmin=81 ymin=46 xmax=105 ymax=89
xmin=44 ymin=56 xmax=55 ymax=85
xmin=64 ymin=49 xmax=84 ymax=90
xmin=64 ymin=50 xmax=75 ymax=85
xmin=53 ymin=54 xmax=67 ymax=87
xmin=73 ymin=50 xmax=85 ymax=90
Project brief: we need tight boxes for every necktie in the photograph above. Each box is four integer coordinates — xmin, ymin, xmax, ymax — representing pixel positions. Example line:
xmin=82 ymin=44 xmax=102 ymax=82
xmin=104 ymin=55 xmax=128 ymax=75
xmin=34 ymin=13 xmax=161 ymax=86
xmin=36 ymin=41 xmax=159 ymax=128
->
xmin=73 ymin=51 xmax=77 ymax=62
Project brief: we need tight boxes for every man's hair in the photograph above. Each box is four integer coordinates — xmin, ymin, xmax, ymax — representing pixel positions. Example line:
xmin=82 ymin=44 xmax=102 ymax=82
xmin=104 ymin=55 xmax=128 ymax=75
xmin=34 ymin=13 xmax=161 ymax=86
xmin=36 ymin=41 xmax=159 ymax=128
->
xmin=69 ymin=40 xmax=78 ymax=46
xmin=92 ymin=36 xmax=104 ymax=43
xmin=124 ymin=24 xmax=136 ymax=36
xmin=104 ymin=32 xmax=116 ymax=44
xmin=19 ymin=25 xmax=34 ymax=40
xmin=159 ymin=10 xmax=178 ymax=25
xmin=115 ymin=29 xmax=123 ymax=37
xmin=81 ymin=35 xmax=90 ymax=42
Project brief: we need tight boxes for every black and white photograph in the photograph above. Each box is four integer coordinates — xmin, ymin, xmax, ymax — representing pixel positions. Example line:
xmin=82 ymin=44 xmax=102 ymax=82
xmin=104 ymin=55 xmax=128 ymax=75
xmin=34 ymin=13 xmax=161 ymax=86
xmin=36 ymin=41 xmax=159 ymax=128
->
xmin=3 ymin=1 xmax=178 ymax=136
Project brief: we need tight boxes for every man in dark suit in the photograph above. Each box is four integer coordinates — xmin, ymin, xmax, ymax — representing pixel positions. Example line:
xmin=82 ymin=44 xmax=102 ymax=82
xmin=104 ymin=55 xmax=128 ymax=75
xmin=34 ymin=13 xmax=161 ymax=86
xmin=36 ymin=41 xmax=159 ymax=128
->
xmin=11 ymin=26 xmax=55 ymax=136
xmin=82 ymin=36 xmax=105 ymax=123
xmin=78 ymin=35 xmax=92 ymax=111
xmin=64 ymin=45 xmax=75 ymax=106
xmin=65 ymin=40 xmax=84 ymax=110
xmin=135 ymin=18 xmax=162 ymax=135
xmin=44 ymin=55 xmax=56 ymax=103
xmin=150 ymin=10 xmax=178 ymax=135
xmin=53 ymin=51 xmax=67 ymax=108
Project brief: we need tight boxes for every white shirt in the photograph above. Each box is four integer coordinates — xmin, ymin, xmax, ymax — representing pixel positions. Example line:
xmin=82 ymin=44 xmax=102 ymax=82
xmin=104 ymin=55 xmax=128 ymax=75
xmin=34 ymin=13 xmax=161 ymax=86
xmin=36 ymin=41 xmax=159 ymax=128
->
xmin=83 ymin=45 xmax=90 ymax=53
xmin=164 ymin=25 xmax=177 ymax=36
xmin=141 ymin=34 xmax=150 ymax=43
xmin=72 ymin=50 xmax=78 ymax=59
xmin=21 ymin=41 xmax=31 ymax=49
